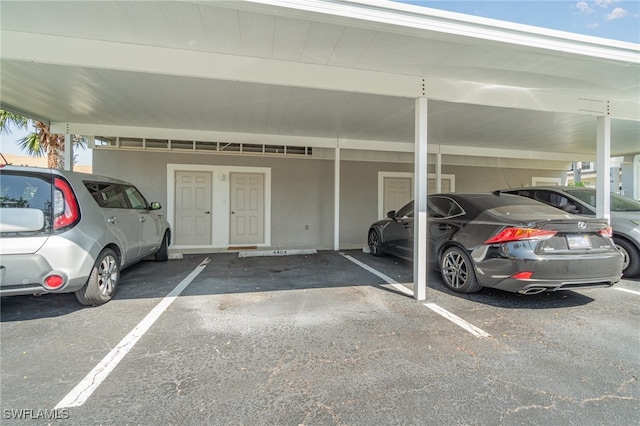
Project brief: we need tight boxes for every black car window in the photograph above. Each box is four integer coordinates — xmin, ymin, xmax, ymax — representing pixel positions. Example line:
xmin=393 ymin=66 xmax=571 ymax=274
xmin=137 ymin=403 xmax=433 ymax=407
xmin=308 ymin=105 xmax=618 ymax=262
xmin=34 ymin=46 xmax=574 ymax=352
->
xmin=513 ymin=190 xmax=534 ymax=198
xmin=428 ymin=197 xmax=464 ymax=219
xmin=535 ymin=190 xmax=581 ymax=213
xmin=396 ymin=201 xmax=414 ymax=219
xmin=563 ymin=189 xmax=596 ymax=208
xmin=123 ymin=186 xmax=149 ymax=210
xmin=85 ymin=182 xmax=129 ymax=209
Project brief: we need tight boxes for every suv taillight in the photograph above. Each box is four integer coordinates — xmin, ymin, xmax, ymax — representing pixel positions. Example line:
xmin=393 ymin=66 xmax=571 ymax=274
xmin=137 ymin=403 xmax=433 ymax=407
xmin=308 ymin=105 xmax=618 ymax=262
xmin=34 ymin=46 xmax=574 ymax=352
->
xmin=53 ymin=177 xmax=80 ymax=230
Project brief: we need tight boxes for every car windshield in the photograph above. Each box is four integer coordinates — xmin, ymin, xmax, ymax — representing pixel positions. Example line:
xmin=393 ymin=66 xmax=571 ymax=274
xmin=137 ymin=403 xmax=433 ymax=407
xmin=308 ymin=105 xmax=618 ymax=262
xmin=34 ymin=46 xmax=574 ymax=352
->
xmin=565 ymin=189 xmax=640 ymax=212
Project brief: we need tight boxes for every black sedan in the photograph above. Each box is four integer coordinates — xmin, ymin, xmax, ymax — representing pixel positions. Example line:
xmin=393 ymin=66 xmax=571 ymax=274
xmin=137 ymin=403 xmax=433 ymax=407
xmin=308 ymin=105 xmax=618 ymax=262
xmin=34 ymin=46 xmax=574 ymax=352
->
xmin=367 ymin=193 xmax=624 ymax=294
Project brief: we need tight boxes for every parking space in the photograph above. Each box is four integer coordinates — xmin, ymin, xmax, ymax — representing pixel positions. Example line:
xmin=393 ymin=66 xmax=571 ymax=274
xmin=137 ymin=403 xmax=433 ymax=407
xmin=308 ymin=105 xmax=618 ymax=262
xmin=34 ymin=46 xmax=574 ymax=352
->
xmin=1 ymin=250 xmax=639 ymax=425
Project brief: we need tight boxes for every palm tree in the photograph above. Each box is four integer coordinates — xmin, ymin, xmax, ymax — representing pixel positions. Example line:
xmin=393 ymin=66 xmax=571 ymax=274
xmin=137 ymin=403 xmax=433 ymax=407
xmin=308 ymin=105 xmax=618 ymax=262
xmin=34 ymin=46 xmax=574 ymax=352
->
xmin=0 ymin=110 xmax=86 ymax=169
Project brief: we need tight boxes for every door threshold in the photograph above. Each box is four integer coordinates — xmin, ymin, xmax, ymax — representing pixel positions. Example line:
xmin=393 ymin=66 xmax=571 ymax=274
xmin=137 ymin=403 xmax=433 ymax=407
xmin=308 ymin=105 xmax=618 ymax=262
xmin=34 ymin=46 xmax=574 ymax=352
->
xmin=228 ymin=246 xmax=258 ymax=251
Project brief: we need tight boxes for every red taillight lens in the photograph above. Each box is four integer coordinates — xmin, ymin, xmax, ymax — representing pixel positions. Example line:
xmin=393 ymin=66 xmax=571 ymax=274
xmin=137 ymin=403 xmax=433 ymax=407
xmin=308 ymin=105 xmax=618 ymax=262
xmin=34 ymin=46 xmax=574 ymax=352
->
xmin=598 ymin=226 xmax=613 ymax=238
xmin=511 ymin=271 xmax=534 ymax=280
xmin=44 ymin=275 xmax=64 ymax=289
xmin=484 ymin=227 xmax=557 ymax=244
xmin=53 ymin=177 xmax=80 ymax=230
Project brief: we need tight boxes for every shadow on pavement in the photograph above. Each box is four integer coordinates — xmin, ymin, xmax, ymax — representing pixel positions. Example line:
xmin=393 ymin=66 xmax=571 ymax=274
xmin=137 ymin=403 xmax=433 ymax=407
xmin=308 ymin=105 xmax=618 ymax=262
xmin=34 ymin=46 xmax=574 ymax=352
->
xmin=1 ymin=249 xmax=600 ymax=321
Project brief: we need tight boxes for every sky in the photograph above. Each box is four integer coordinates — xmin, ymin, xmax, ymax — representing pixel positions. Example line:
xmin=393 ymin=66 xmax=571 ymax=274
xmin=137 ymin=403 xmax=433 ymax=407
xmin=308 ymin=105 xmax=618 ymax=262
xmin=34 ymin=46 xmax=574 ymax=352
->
xmin=1 ymin=0 xmax=638 ymax=165
xmin=398 ymin=0 xmax=640 ymax=43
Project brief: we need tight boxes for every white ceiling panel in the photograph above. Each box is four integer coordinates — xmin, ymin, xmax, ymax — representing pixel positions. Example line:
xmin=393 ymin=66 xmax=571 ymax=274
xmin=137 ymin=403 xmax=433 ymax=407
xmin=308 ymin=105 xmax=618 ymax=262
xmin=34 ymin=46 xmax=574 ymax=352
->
xmin=0 ymin=0 xmax=638 ymax=159
xmin=200 ymin=6 xmax=243 ymax=54
xmin=272 ymin=17 xmax=311 ymax=62
xmin=327 ymin=27 xmax=377 ymax=68
xmin=299 ymin=21 xmax=346 ymax=65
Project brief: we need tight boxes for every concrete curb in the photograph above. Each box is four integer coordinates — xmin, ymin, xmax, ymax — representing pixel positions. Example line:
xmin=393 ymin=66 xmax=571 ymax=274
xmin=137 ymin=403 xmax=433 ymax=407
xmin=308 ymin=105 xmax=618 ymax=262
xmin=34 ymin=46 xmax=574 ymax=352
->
xmin=238 ymin=249 xmax=317 ymax=258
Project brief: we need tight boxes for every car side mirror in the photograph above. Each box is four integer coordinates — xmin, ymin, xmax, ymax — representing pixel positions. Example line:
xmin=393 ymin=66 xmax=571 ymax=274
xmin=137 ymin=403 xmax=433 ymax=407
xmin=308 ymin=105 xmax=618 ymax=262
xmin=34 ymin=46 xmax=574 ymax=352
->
xmin=150 ymin=202 xmax=162 ymax=210
xmin=386 ymin=210 xmax=396 ymax=219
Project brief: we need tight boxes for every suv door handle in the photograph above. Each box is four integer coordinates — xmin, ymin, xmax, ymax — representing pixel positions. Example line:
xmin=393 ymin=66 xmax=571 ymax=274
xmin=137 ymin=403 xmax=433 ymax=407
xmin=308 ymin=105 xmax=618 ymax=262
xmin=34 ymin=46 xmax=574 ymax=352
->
xmin=107 ymin=216 xmax=118 ymax=224
xmin=139 ymin=217 xmax=146 ymax=222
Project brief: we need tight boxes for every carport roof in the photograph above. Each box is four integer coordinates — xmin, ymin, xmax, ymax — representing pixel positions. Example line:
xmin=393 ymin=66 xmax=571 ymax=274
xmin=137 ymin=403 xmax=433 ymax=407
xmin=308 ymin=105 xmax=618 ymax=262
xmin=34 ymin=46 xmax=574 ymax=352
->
xmin=1 ymin=0 xmax=639 ymax=158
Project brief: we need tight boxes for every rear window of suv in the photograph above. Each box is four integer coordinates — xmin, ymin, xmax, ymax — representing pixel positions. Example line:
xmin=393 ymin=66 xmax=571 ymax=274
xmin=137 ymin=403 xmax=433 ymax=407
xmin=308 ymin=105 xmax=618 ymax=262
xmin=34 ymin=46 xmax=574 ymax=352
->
xmin=0 ymin=171 xmax=52 ymax=235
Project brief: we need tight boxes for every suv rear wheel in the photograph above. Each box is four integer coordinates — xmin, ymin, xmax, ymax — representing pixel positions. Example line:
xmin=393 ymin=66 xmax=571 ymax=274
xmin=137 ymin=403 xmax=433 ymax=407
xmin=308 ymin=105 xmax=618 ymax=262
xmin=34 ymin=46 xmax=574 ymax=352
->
xmin=75 ymin=248 xmax=120 ymax=306
xmin=615 ymin=237 xmax=640 ymax=278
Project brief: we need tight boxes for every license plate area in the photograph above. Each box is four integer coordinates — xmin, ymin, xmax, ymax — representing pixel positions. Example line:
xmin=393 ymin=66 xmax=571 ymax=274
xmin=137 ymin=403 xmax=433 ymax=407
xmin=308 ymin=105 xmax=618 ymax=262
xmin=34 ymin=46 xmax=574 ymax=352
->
xmin=566 ymin=234 xmax=592 ymax=249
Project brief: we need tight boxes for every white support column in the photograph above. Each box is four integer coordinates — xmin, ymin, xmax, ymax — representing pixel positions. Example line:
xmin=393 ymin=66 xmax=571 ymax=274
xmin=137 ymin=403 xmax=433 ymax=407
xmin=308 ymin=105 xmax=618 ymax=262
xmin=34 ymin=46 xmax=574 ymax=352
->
xmin=596 ymin=116 xmax=611 ymax=220
xmin=334 ymin=140 xmax=341 ymax=251
xmin=634 ymin=155 xmax=640 ymax=201
xmin=64 ymin=132 xmax=73 ymax=171
xmin=413 ymin=97 xmax=428 ymax=301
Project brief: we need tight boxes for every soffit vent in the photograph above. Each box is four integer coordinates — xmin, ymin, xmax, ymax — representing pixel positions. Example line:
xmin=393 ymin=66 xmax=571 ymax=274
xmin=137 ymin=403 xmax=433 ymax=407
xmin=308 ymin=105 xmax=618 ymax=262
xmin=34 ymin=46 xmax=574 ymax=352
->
xmin=94 ymin=137 xmax=312 ymax=157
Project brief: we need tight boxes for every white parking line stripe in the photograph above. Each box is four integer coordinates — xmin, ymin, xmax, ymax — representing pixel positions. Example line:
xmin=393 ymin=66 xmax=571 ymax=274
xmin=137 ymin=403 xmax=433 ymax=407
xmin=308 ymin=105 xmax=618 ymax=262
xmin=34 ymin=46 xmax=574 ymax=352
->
xmin=341 ymin=254 xmax=489 ymax=338
xmin=340 ymin=253 xmax=414 ymax=296
xmin=55 ymin=257 xmax=211 ymax=409
xmin=424 ymin=303 xmax=492 ymax=338
xmin=614 ymin=287 xmax=640 ymax=296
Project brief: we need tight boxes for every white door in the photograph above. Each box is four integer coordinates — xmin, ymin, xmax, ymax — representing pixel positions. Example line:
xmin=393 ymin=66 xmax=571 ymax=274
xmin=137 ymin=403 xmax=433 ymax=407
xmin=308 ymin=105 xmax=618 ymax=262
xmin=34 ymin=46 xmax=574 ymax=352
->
xmin=383 ymin=177 xmax=412 ymax=215
xmin=230 ymin=173 xmax=264 ymax=245
xmin=174 ymin=171 xmax=212 ymax=245
xmin=428 ymin=176 xmax=453 ymax=193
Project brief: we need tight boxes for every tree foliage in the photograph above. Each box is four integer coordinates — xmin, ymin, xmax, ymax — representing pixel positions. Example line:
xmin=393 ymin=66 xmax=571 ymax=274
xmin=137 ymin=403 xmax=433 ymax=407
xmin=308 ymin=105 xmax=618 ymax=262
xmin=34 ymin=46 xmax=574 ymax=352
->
xmin=0 ymin=110 xmax=86 ymax=169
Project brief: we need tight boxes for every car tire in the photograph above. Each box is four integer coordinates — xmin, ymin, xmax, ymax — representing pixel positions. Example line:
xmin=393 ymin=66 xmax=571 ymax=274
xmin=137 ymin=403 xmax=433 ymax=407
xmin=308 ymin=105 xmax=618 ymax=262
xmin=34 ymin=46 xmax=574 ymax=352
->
xmin=439 ymin=246 xmax=482 ymax=293
xmin=75 ymin=248 xmax=120 ymax=306
xmin=615 ymin=237 xmax=640 ymax=278
xmin=155 ymin=231 xmax=170 ymax=262
xmin=368 ymin=229 xmax=383 ymax=257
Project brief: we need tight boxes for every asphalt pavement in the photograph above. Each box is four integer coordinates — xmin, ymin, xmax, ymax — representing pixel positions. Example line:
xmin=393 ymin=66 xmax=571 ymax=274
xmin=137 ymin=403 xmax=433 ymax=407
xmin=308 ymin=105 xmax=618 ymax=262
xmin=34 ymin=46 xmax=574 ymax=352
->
xmin=1 ymin=250 xmax=638 ymax=425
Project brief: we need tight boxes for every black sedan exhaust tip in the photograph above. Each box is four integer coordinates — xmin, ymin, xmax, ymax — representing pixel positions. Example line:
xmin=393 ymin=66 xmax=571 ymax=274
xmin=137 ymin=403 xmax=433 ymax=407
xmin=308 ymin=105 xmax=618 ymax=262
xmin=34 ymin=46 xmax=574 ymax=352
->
xmin=519 ymin=287 xmax=549 ymax=295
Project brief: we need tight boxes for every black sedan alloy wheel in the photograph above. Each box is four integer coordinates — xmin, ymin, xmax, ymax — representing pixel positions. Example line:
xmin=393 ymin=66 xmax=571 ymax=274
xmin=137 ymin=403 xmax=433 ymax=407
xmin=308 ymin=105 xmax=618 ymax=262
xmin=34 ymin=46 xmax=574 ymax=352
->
xmin=440 ymin=246 xmax=482 ymax=293
xmin=368 ymin=230 xmax=382 ymax=256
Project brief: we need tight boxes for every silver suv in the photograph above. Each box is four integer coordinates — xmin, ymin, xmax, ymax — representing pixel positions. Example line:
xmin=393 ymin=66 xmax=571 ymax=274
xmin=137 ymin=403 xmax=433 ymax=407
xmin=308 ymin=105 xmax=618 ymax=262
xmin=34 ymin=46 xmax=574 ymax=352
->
xmin=501 ymin=186 xmax=640 ymax=278
xmin=0 ymin=165 xmax=171 ymax=305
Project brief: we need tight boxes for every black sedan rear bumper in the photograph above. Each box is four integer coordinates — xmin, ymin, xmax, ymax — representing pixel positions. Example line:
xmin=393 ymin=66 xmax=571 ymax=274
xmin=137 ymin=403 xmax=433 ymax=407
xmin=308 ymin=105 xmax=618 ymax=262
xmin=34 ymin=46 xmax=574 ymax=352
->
xmin=472 ymin=248 xmax=624 ymax=294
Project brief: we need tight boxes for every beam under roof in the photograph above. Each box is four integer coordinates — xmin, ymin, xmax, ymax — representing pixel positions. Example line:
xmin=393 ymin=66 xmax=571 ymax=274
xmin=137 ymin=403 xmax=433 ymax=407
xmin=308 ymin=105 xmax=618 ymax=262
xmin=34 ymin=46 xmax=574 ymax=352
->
xmin=3 ymin=30 xmax=638 ymax=121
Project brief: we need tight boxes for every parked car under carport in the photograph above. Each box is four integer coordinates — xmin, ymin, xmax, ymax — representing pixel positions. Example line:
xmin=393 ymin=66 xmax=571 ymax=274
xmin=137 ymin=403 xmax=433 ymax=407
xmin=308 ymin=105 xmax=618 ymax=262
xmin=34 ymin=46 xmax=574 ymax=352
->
xmin=0 ymin=166 xmax=171 ymax=306
xmin=367 ymin=193 xmax=624 ymax=295
xmin=500 ymin=186 xmax=640 ymax=278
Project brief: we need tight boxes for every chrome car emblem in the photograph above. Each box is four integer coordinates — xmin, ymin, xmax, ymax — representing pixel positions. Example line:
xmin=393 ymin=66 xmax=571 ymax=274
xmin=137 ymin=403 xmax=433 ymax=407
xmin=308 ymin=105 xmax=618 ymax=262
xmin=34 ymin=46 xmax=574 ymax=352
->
xmin=578 ymin=221 xmax=587 ymax=230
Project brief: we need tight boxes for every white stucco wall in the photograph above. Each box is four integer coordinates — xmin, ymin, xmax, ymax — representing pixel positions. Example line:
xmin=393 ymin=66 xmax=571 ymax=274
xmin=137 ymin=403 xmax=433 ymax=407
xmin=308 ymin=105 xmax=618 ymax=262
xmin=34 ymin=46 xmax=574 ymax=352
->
xmin=93 ymin=149 xmax=567 ymax=250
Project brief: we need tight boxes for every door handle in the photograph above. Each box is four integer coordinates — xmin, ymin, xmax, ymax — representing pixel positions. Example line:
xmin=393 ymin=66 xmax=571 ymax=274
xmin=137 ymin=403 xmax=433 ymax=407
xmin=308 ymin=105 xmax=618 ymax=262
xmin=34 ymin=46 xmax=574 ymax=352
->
xmin=204 ymin=211 xmax=210 ymax=214
xmin=107 ymin=216 xmax=118 ymax=224
xmin=139 ymin=217 xmax=146 ymax=222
